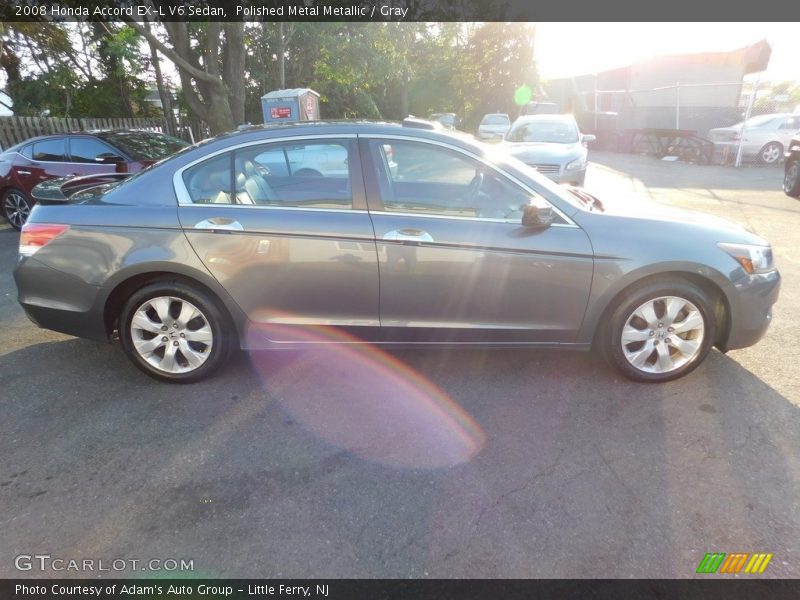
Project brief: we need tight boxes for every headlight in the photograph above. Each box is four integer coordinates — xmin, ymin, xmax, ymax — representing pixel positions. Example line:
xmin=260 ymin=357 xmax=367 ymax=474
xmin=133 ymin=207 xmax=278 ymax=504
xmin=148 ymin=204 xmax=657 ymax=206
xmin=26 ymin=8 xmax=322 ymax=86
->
xmin=565 ymin=157 xmax=586 ymax=171
xmin=718 ymin=242 xmax=774 ymax=274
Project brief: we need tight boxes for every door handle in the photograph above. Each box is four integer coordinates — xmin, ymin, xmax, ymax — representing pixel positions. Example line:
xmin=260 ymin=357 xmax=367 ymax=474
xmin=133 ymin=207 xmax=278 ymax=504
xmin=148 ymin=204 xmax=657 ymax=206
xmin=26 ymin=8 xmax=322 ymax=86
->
xmin=194 ymin=217 xmax=244 ymax=232
xmin=17 ymin=170 xmax=31 ymax=175
xmin=383 ymin=228 xmax=434 ymax=244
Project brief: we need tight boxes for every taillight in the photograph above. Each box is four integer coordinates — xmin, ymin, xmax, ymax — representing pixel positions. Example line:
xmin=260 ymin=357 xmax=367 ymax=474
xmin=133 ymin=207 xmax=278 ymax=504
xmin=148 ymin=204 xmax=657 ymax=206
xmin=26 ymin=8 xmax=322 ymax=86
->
xmin=19 ymin=223 xmax=70 ymax=257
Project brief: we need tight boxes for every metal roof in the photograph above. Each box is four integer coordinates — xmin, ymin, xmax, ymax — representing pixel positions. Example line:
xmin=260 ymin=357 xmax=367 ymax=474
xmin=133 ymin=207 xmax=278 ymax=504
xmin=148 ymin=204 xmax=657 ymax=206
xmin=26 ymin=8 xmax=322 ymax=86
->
xmin=261 ymin=88 xmax=320 ymax=100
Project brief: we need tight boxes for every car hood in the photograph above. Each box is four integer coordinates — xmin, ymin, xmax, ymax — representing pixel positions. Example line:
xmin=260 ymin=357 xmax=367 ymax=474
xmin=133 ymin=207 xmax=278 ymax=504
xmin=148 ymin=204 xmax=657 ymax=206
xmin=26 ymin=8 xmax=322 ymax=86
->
xmin=479 ymin=124 xmax=510 ymax=132
xmin=595 ymin=196 xmax=767 ymax=243
xmin=503 ymin=141 xmax=584 ymax=162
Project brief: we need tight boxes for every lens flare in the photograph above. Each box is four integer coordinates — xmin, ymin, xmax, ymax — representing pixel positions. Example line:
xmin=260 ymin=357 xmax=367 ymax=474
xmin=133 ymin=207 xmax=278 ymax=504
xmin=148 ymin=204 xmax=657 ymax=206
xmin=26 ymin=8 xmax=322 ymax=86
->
xmin=246 ymin=318 xmax=485 ymax=469
xmin=514 ymin=85 xmax=533 ymax=106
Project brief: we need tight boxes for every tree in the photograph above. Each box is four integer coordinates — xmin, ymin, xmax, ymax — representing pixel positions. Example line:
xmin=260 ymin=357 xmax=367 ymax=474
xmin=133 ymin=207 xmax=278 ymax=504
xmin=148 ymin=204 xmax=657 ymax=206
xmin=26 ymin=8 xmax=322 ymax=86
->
xmin=128 ymin=18 xmax=245 ymax=134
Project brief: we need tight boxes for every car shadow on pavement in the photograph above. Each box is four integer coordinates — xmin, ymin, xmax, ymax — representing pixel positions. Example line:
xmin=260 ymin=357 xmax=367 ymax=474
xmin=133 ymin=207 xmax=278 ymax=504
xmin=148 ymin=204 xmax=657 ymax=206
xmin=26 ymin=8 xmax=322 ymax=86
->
xmin=1 ymin=337 xmax=798 ymax=578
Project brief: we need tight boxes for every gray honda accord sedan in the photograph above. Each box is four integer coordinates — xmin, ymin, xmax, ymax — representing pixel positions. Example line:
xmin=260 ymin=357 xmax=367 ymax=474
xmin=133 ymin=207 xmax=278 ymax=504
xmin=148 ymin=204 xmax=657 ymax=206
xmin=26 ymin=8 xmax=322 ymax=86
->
xmin=14 ymin=120 xmax=780 ymax=383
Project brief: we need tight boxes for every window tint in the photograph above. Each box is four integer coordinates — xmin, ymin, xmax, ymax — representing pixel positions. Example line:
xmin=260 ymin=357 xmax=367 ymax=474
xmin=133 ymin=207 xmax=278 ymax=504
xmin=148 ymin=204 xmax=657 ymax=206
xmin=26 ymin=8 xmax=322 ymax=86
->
xmin=231 ymin=140 xmax=353 ymax=209
xmin=32 ymin=138 xmax=66 ymax=162
xmin=69 ymin=137 xmax=115 ymax=163
xmin=20 ymin=144 xmax=32 ymax=159
xmin=97 ymin=132 xmax=189 ymax=161
xmin=370 ymin=140 xmax=536 ymax=220
xmin=182 ymin=153 xmax=233 ymax=204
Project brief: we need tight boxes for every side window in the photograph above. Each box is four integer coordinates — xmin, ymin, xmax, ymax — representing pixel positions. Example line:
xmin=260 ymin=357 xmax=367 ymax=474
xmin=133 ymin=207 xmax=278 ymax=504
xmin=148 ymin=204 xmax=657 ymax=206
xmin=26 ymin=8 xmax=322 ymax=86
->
xmin=31 ymin=138 xmax=66 ymax=162
xmin=182 ymin=153 xmax=233 ymax=204
xmin=20 ymin=144 xmax=32 ymax=159
xmin=370 ymin=140 xmax=535 ymax=220
xmin=232 ymin=140 xmax=353 ymax=209
xmin=781 ymin=117 xmax=799 ymax=130
xmin=69 ymin=137 xmax=116 ymax=163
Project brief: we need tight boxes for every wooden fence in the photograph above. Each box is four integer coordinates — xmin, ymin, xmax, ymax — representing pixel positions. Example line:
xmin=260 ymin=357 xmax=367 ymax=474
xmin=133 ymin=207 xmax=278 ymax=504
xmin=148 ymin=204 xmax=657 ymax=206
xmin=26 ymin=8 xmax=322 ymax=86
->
xmin=0 ymin=115 xmax=207 ymax=149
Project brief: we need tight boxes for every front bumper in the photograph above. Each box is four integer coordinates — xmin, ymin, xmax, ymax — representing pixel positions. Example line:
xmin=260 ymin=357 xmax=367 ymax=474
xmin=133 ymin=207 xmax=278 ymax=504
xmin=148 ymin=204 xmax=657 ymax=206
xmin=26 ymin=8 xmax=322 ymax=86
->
xmin=721 ymin=269 xmax=781 ymax=351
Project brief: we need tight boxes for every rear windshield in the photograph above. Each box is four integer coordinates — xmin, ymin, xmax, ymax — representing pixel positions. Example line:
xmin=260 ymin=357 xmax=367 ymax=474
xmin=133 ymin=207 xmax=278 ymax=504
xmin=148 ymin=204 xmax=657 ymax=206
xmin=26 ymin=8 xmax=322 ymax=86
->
xmin=97 ymin=131 xmax=189 ymax=161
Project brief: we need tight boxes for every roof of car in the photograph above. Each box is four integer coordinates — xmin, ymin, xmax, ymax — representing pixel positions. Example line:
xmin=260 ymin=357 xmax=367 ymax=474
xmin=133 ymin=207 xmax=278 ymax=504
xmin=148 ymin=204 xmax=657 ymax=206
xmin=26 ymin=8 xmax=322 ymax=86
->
xmin=3 ymin=129 xmax=173 ymax=152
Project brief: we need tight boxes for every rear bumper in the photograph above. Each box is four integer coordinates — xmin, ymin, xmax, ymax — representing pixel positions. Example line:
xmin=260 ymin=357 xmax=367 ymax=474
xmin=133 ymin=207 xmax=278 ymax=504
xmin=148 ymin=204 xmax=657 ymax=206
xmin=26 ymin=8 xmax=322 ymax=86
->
xmin=14 ymin=256 xmax=109 ymax=342
xmin=721 ymin=269 xmax=781 ymax=351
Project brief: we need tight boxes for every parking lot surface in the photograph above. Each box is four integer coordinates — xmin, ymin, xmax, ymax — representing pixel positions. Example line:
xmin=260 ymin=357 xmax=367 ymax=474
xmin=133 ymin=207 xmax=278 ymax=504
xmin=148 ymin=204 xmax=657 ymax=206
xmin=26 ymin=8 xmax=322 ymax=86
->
xmin=1 ymin=152 xmax=798 ymax=578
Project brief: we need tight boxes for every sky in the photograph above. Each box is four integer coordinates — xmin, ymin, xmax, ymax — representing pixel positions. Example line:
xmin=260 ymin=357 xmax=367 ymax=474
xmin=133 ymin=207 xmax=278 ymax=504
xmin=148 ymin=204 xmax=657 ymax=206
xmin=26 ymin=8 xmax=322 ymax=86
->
xmin=535 ymin=23 xmax=799 ymax=83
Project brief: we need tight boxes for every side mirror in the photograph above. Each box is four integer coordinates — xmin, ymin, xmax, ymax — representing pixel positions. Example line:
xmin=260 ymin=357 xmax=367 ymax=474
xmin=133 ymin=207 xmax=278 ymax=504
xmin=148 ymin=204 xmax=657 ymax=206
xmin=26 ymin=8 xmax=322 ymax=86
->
xmin=582 ymin=134 xmax=596 ymax=144
xmin=95 ymin=152 xmax=123 ymax=164
xmin=522 ymin=199 xmax=555 ymax=229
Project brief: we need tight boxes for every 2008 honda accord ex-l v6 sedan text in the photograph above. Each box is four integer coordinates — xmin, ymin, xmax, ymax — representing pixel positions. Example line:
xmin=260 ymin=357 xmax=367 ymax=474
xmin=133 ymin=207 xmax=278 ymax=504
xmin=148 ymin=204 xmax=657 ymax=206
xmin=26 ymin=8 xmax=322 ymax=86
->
xmin=13 ymin=120 xmax=780 ymax=383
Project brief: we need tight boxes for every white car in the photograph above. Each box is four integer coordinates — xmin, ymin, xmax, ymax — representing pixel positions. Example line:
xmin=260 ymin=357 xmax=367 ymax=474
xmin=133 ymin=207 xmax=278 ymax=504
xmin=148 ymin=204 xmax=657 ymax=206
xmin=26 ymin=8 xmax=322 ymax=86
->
xmin=477 ymin=113 xmax=511 ymax=141
xmin=709 ymin=113 xmax=800 ymax=164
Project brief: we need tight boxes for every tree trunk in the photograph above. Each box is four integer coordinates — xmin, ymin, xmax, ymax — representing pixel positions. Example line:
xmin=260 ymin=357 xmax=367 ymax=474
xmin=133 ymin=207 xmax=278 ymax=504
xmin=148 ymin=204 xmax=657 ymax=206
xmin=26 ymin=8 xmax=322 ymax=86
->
xmin=144 ymin=20 xmax=176 ymax=136
xmin=278 ymin=23 xmax=286 ymax=89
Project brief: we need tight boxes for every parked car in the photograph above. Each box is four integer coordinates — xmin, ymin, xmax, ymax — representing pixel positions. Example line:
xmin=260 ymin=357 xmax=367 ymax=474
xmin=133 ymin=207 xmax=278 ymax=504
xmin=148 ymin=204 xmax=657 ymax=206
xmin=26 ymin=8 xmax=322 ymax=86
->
xmin=1 ymin=130 xmax=189 ymax=229
xmin=14 ymin=120 xmax=779 ymax=384
xmin=784 ymin=134 xmax=800 ymax=198
xmin=521 ymin=101 xmax=560 ymax=116
xmin=428 ymin=113 xmax=460 ymax=130
xmin=476 ymin=113 xmax=511 ymax=141
xmin=502 ymin=114 xmax=595 ymax=185
xmin=709 ymin=113 xmax=800 ymax=165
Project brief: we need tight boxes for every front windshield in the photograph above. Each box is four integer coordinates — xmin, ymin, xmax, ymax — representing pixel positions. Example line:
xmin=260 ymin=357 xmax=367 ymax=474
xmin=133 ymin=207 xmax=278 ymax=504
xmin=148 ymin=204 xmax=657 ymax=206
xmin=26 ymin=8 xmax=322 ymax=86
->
xmin=733 ymin=115 xmax=778 ymax=129
xmin=481 ymin=115 xmax=510 ymax=125
xmin=507 ymin=118 xmax=579 ymax=143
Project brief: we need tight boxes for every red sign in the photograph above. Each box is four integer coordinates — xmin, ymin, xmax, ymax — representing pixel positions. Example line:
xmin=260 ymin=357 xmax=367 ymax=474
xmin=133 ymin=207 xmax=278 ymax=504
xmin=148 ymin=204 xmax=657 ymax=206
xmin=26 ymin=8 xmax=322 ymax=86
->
xmin=270 ymin=107 xmax=292 ymax=119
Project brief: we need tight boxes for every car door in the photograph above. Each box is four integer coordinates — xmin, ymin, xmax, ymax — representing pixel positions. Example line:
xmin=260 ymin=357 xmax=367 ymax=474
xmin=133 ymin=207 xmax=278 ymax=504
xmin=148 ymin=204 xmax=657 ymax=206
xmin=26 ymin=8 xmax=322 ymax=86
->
xmin=67 ymin=136 xmax=124 ymax=176
xmin=360 ymin=136 xmax=594 ymax=344
xmin=175 ymin=135 xmax=380 ymax=346
xmin=13 ymin=138 xmax=74 ymax=194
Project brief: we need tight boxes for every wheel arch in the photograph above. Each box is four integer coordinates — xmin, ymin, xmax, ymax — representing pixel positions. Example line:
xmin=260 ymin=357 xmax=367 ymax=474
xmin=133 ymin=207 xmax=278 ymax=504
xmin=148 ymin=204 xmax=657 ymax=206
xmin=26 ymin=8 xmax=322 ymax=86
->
xmin=102 ymin=266 xmax=247 ymax=346
xmin=586 ymin=269 xmax=732 ymax=351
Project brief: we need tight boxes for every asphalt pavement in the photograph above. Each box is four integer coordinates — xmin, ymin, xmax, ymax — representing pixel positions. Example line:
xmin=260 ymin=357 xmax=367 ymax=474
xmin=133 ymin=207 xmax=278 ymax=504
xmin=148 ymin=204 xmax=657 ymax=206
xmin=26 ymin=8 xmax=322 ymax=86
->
xmin=1 ymin=152 xmax=798 ymax=578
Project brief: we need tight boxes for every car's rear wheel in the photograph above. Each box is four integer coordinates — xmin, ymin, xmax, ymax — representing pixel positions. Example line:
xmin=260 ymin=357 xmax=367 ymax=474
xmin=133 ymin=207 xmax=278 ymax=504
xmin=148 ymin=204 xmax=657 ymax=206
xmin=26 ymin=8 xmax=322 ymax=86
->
xmin=2 ymin=188 xmax=33 ymax=230
xmin=603 ymin=279 xmax=716 ymax=382
xmin=784 ymin=160 xmax=800 ymax=198
xmin=759 ymin=142 xmax=783 ymax=165
xmin=119 ymin=282 xmax=234 ymax=383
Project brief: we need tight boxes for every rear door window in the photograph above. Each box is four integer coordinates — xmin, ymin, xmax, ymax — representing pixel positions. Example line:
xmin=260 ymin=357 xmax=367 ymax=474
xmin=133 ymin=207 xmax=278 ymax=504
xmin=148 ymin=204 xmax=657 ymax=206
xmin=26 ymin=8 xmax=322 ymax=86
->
xmin=69 ymin=137 xmax=117 ymax=163
xmin=31 ymin=138 xmax=66 ymax=162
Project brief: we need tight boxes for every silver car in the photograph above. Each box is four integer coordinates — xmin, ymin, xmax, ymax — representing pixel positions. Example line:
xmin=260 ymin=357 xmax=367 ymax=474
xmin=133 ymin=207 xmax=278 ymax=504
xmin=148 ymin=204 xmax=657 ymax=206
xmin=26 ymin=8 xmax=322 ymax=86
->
xmin=14 ymin=121 xmax=780 ymax=384
xmin=709 ymin=113 xmax=800 ymax=164
xmin=477 ymin=113 xmax=511 ymax=141
xmin=502 ymin=114 xmax=595 ymax=185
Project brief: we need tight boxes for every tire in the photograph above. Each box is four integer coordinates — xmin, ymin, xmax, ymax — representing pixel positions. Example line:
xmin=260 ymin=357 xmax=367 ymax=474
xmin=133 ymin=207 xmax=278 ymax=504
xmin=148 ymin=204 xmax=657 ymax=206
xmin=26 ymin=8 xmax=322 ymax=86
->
xmin=602 ymin=278 xmax=716 ymax=383
xmin=2 ymin=188 xmax=33 ymax=231
xmin=758 ymin=141 xmax=783 ymax=165
xmin=119 ymin=281 xmax=235 ymax=383
xmin=784 ymin=160 xmax=800 ymax=198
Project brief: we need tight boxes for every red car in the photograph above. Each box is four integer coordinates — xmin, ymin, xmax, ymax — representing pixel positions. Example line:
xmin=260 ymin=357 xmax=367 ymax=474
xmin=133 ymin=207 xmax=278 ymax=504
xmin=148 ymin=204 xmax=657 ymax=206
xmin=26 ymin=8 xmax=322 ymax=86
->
xmin=1 ymin=130 xmax=189 ymax=229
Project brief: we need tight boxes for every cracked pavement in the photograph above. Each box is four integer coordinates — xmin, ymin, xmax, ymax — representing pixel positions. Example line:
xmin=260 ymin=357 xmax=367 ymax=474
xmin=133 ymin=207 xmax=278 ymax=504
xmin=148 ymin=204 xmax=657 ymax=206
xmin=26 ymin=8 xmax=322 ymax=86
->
xmin=1 ymin=152 xmax=799 ymax=578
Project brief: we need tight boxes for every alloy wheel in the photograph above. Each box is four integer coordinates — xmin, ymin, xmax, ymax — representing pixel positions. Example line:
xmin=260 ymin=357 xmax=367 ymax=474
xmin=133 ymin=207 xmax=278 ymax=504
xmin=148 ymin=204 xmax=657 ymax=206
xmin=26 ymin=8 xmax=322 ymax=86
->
xmin=3 ymin=191 xmax=31 ymax=229
xmin=620 ymin=296 xmax=705 ymax=374
xmin=760 ymin=143 xmax=782 ymax=164
xmin=130 ymin=296 xmax=213 ymax=374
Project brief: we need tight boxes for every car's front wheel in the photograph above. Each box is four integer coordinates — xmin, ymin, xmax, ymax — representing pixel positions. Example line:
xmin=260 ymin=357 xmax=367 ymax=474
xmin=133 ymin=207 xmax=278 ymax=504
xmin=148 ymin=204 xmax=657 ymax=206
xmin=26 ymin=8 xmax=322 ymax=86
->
xmin=784 ymin=160 xmax=800 ymax=198
xmin=2 ymin=188 xmax=33 ymax=230
xmin=759 ymin=141 xmax=783 ymax=165
xmin=603 ymin=279 xmax=716 ymax=382
xmin=119 ymin=282 xmax=234 ymax=383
